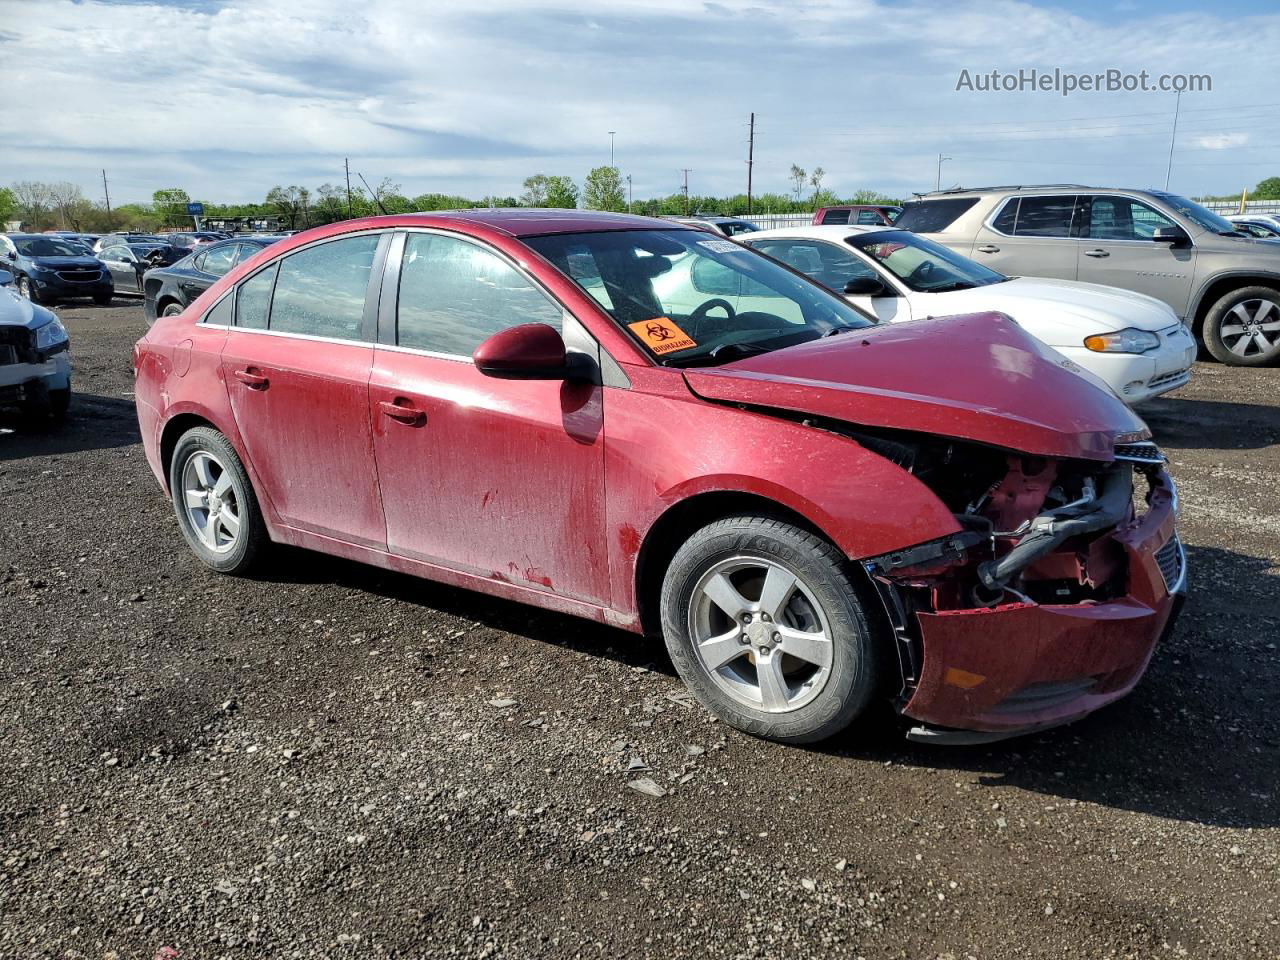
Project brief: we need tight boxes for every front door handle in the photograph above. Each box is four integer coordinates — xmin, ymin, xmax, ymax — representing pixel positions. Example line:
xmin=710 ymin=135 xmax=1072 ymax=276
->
xmin=379 ymin=400 xmax=426 ymax=426
xmin=1084 ymin=249 xmax=1111 ymax=258
xmin=233 ymin=368 xmax=269 ymax=389
xmin=975 ymin=244 xmax=1000 ymax=254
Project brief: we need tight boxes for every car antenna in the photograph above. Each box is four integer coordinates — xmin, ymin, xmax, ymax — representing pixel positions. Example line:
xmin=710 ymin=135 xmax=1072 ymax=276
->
xmin=356 ymin=172 xmax=390 ymax=215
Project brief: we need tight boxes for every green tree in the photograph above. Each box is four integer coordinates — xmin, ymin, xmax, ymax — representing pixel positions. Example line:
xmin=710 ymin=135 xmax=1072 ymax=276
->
xmin=153 ymin=187 xmax=191 ymax=227
xmin=10 ymin=181 xmax=55 ymax=230
xmin=1253 ymin=177 xmax=1280 ymax=200
xmin=521 ymin=174 xmax=550 ymax=206
xmin=265 ymin=185 xmax=311 ymax=228
xmin=809 ymin=167 xmax=826 ymax=205
xmin=0 ymin=186 xmax=18 ymax=224
xmin=582 ymin=166 xmax=625 ymax=212
xmin=544 ymin=175 xmax=578 ymax=208
xmin=789 ymin=165 xmax=807 ymax=202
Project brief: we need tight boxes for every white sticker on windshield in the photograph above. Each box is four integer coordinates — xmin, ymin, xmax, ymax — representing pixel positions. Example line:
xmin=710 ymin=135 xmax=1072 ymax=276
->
xmin=697 ymin=239 xmax=743 ymax=254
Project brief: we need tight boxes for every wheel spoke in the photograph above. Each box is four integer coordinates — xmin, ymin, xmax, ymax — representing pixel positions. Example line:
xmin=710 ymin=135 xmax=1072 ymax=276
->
xmin=212 ymin=470 xmax=233 ymax=498
xmin=1230 ymin=303 xmax=1254 ymax=324
xmin=183 ymin=488 xmax=206 ymax=510
xmin=1231 ymin=334 xmax=1252 ymax=356
xmin=757 ymin=566 xmax=797 ymax=621
xmin=776 ymin=625 xmax=832 ymax=669
xmin=703 ymin=572 xmax=749 ymax=621
xmin=192 ymin=454 xmax=215 ymax=489
xmin=1219 ymin=323 xmax=1246 ymax=338
xmin=756 ymin=655 xmax=790 ymax=711
xmin=217 ymin=508 xmax=241 ymax=540
xmin=197 ymin=513 xmax=218 ymax=548
xmin=699 ymin=627 xmax=746 ymax=669
xmin=1254 ymin=300 xmax=1278 ymax=325
xmin=1253 ymin=332 xmax=1273 ymax=353
xmin=1260 ymin=321 xmax=1280 ymax=333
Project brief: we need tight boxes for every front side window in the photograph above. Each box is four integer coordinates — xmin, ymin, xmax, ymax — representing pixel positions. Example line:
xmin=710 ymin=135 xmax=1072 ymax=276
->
xmin=396 ymin=232 xmax=562 ymax=356
xmin=523 ymin=229 xmax=875 ymax=367
xmin=269 ymin=234 xmax=379 ymax=341
xmin=845 ymin=229 xmax=1006 ymax=292
xmin=201 ymin=244 xmax=238 ymax=277
xmin=1086 ymin=196 xmax=1176 ymax=241
xmin=103 ymin=245 xmax=134 ymax=262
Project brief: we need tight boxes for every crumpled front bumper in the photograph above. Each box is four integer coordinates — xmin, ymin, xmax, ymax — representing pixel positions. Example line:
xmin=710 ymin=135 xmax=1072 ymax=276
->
xmin=888 ymin=468 xmax=1184 ymax=742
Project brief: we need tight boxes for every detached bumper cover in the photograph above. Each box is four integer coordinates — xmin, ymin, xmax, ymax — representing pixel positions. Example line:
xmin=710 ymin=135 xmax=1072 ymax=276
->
xmin=897 ymin=468 xmax=1183 ymax=737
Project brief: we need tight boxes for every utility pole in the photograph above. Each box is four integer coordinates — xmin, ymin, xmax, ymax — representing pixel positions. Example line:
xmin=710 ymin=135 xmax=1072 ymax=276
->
xmin=746 ymin=112 xmax=755 ymax=216
xmin=1164 ymin=91 xmax=1182 ymax=191
xmin=101 ymin=169 xmax=112 ymax=222
xmin=608 ymin=131 xmax=616 ymax=168
xmin=681 ymin=169 xmax=691 ymax=215
xmin=344 ymin=158 xmax=353 ymax=219
xmin=935 ymin=154 xmax=952 ymax=192
xmin=626 ymin=174 xmax=632 ymax=213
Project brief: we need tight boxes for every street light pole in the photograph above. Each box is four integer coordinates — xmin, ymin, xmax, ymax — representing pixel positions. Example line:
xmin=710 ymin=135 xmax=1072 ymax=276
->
xmin=935 ymin=154 xmax=952 ymax=192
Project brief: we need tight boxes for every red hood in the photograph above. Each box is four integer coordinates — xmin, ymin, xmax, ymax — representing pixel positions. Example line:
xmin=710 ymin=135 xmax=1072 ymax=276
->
xmin=682 ymin=312 xmax=1145 ymax=461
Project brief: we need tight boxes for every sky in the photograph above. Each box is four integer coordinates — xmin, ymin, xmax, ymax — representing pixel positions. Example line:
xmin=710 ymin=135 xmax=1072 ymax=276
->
xmin=0 ymin=0 xmax=1278 ymax=206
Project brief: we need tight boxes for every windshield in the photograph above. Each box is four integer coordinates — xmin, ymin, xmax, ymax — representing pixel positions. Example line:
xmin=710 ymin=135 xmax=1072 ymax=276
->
xmin=845 ymin=230 xmax=1006 ymax=291
xmin=1152 ymin=193 xmax=1238 ymax=234
xmin=523 ymin=229 xmax=876 ymax=367
xmin=13 ymin=237 xmax=89 ymax=257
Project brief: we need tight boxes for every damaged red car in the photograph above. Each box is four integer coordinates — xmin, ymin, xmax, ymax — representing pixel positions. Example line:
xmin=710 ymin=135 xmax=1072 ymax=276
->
xmin=133 ymin=211 xmax=1185 ymax=745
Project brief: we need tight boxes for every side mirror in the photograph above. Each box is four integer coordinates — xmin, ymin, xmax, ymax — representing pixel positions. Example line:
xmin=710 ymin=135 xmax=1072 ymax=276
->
xmin=5 ymin=250 xmax=16 ymax=261
xmin=1152 ymin=225 xmax=1189 ymax=246
xmin=843 ymin=276 xmax=887 ymax=296
xmin=473 ymin=323 xmax=577 ymax=380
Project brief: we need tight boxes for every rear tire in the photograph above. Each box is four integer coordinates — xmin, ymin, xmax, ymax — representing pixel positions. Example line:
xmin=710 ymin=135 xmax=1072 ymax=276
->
xmin=168 ymin=427 xmax=267 ymax=575
xmin=1203 ymin=286 xmax=1280 ymax=366
xmin=660 ymin=515 xmax=885 ymax=744
xmin=161 ymin=302 xmax=184 ymax=317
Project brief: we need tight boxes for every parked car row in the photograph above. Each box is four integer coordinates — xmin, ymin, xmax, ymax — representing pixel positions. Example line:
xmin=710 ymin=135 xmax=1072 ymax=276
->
xmin=134 ymin=209 xmax=1184 ymax=747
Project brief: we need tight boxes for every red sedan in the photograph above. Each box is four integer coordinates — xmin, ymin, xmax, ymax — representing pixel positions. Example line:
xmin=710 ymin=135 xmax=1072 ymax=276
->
xmin=133 ymin=210 xmax=1184 ymax=745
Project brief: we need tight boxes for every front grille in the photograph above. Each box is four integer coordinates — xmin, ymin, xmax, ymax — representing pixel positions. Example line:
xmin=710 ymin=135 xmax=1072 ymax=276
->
xmin=0 ymin=326 xmax=34 ymax=364
xmin=1147 ymin=369 xmax=1190 ymax=390
xmin=990 ymin=677 xmax=1099 ymax=715
xmin=1155 ymin=533 xmax=1185 ymax=592
xmin=55 ymin=267 xmax=102 ymax=283
xmin=1114 ymin=441 xmax=1165 ymax=464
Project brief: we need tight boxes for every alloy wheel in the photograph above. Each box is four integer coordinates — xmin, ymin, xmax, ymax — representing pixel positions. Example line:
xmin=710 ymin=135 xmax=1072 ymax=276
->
xmin=1220 ymin=298 xmax=1280 ymax=359
xmin=688 ymin=556 xmax=834 ymax=713
xmin=17 ymin=278 xmax=31 ymax=300
xmin=180 ymin=450 xmax=242 ymax=554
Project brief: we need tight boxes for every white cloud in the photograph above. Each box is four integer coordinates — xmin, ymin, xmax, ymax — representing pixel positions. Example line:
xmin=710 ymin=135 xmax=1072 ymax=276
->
xmin=1192 ymin=132 xmax=1249 ymax=150
xmin=0 ymin=0 xmax=1276 ymax=203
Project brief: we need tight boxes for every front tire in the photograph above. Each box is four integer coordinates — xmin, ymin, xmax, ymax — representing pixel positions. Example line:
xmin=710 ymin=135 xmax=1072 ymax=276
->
xmin=169 ymin=427 xmax=267 ymax=575
xmin=660 ymin=516 xmax=885 ymax=744
xmin=1203 ymin=286 xmax=1280 ymax=366
xmin=93 ymin=292 xmax=113 ymax=306
xmin=16 ymin=276 xmax=40 ymax=303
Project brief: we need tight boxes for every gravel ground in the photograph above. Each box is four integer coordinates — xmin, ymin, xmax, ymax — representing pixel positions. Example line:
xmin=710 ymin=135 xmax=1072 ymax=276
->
xmin=1 ymin=301 xmax=1278 ymax=959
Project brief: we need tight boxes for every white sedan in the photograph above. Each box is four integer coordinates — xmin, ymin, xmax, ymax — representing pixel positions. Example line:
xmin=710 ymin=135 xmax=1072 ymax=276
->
xmin=734 ymin=225 xmax=1196 ymax=405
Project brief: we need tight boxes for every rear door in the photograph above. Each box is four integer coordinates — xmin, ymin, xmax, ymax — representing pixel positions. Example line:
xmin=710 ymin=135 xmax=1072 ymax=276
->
xmin=368 ymin=230 xmax=610 ymax=604
xmin=219 ymin=232 xmax=389 ymax=548
xmin=968 ymin=194 xmax=1082 ymax=281
xmin=1074 ymin=194 xmax=1196 ymax=315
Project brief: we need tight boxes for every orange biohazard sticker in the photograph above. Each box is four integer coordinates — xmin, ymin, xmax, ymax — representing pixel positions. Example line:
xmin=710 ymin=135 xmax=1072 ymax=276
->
xmin=627 ymin=317 xmax=697 ymax=355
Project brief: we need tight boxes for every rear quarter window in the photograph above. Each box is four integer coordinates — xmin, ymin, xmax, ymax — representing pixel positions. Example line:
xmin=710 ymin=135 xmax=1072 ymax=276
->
xmin=892 ymin=198 xmax=979 ymax=234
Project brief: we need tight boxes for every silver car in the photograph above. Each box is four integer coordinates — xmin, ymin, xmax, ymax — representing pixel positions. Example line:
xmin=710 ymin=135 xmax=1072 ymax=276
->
xmin=896 ymin=185 xmax=1280 ymax=366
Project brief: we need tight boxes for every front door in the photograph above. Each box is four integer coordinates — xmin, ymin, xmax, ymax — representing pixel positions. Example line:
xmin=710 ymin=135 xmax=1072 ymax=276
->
xmin=219 ymin=233 xmax=387 ymax=548
xmin=101 ymin=245 xmax=140 ymax=293
xmin=1073 ymin=195 xmax=1197 ymax=318
xmin=368 ymin=231 xmax=610 ymax=605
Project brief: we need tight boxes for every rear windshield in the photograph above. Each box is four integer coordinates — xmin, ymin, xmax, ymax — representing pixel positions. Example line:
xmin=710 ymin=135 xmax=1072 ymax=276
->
xmin=523 ymin=229 xmax=876 ymax=367
xmin=893 ymin=198 xmax=979 ymax=234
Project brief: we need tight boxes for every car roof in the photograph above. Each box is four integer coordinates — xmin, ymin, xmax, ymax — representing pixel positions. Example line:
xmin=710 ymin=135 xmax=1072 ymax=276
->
xmin=907 ymin=184 xmax=1167 ymax=199
xmin=352 ymin=209 xmax=694 ymax=237
xmin=740 ymin=224 xmax=895 ymax=241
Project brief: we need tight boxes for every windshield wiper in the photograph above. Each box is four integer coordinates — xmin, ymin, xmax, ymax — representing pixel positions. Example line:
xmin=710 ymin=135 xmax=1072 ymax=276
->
xmin=925 ymin=281 xmax=978 ymax=292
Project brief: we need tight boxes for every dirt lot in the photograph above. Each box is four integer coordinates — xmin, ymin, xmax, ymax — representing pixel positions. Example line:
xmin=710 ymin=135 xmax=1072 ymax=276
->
xmin=2 ymin=301 xmax=1278 ymax=959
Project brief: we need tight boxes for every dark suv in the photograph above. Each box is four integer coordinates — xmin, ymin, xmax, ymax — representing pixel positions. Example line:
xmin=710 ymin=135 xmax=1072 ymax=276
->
xmin=0 ymin=234 xmax=114 ymax=305
xmin=896 ymin=185 xmax=1280 ymax=366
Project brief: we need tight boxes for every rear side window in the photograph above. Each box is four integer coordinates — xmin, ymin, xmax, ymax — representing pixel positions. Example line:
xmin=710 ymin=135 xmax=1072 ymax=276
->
xmin=820 ymin=209 xmax=850 ymax=225
xmin=236 ymin=263 xmax=276 ymax=330
xmin=855 ymin=211 xmax=884 ymax=225
xmin=270 ymin=235 xmax=379 ymax=341
xmin=203 ymin=294 xmax=234 ymax=327
xmin=201 ymin=244 xmax=237 ymax=277
xmin=396 ymin=233 xmax=562 ymax=356
xmin=893 ymin=198 xmax=978 ymax=233
xmin=998 ymin=195 xmax=1079 ymax=238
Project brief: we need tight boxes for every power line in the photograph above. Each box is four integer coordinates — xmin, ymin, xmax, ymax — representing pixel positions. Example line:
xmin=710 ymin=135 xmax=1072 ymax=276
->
xmin=101 ymin=169 xmax=112 ymax=219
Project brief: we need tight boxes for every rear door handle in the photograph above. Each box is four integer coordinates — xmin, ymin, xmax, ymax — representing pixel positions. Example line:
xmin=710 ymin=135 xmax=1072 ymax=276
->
xmin=1084 ymin=249 xmax=1111 ymax=258
xmin=379 ymin=400 xmax=426 ymax=426
xmin=233 ymin=368 xmax=269 ymax=389
xmin=975 ymin=244 xmax=1000 ymax=254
